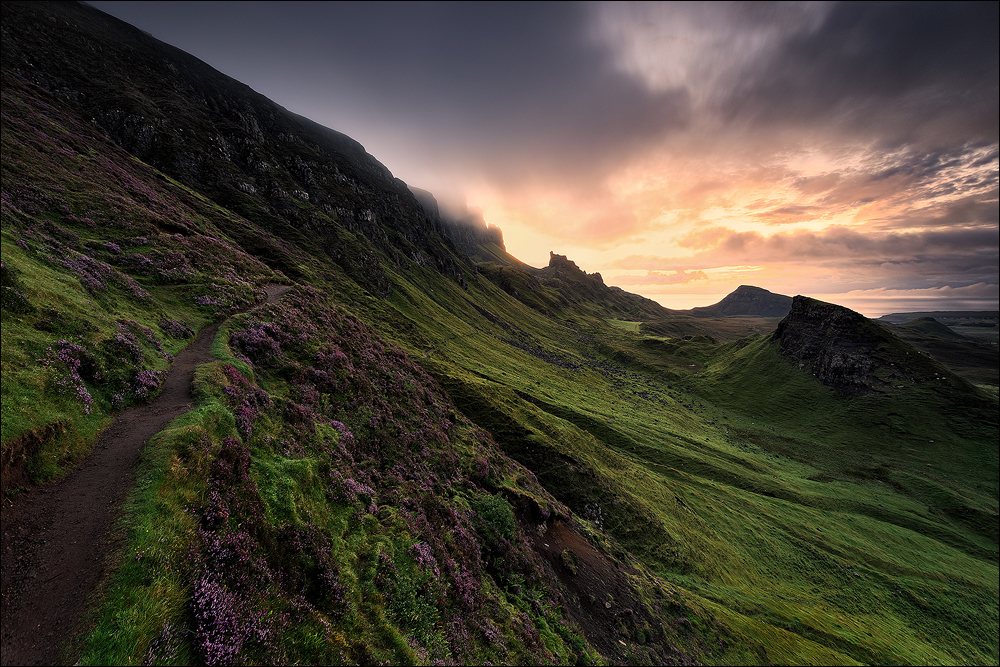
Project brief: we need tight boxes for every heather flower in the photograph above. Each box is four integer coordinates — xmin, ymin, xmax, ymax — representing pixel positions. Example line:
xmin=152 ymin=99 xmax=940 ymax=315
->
xmin=37 ymin=339 xmax=94 ymax=414
xmin=159 ymin=318 xmax=194 ymax=339
xmin=409 ymin=542 xmax=440 ymax=578
xmin=218 ymin=365 xmax=272 ymax=440
xmin=132 ymin=369 xmax=166 ymax=400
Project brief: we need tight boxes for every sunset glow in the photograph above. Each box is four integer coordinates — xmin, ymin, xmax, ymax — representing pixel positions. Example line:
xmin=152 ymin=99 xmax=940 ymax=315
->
xmin=90 ymin=1 xmax=999 ymax=315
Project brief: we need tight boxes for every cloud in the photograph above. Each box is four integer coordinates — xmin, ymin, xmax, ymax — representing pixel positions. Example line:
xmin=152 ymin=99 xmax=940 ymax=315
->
xmin=614 ymin=270 xmax=708 ymax=286
xmin=755 ymin=205 xmax=823 ymax=225
xmin=794 ymin=172 xmax=841 ymax=195
xmin=719 ymin=2 xmax=1000 ymax=146
xmin=612 ymin=224 xmax=998 ymax=291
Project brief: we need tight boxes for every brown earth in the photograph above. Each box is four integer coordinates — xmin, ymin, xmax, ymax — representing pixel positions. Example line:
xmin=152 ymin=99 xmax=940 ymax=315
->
xmin=529 ymin=519 xmax=699 ymax=665
xmin=0 ymin=284 xmax=291 ymax=666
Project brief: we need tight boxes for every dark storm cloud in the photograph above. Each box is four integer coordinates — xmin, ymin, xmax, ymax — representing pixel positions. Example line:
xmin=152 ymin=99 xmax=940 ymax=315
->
xmin=617 ymin=222 xmax=999 ymax=288
xmin=87 ymin=1 xmax=998 ymax=183
xmin=724 ymin=1 xmax=1000 ymax=146
xmin=87 ymin=1 xmax=689 ymax=187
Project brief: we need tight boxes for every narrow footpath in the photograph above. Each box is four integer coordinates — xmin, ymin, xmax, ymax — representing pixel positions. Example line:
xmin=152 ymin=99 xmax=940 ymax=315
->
xmin=0 ymin=284 xmax=291 ymax=666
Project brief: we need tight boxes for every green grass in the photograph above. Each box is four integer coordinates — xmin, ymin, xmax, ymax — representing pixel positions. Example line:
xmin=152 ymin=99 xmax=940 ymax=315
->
xmin=74 ymin=399 xmax=235 ymax=666
xmin=365 ymin=265 xmax=999 ymax=665
xmin=608 ymin=319 xmax=642 ymax=332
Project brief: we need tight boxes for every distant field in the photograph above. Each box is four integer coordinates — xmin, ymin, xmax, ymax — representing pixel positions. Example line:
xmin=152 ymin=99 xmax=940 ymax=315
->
xmin=607 ymin=319 xmax=642 ymax=332
xmin=879 ymin=311 xmax=999 ymax=344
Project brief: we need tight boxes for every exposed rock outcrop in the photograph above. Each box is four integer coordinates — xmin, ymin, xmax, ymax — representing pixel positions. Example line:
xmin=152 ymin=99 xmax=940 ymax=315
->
xmin=410 ymin=187 xmax=505 ymax=260
xmin=772 ymin=295 xmax=963 ymax=395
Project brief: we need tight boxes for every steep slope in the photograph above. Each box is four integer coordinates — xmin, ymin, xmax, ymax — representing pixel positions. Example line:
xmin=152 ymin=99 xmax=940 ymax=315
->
xmin=1 ymin=0 xmax=474 ymax=298
xmin=409 ymin=187 xmax=507 ymax=263
xmin=1 ymin=69 xmax=290 ymax=494
xmin=1 ymin=63 xmax=713 ymax=667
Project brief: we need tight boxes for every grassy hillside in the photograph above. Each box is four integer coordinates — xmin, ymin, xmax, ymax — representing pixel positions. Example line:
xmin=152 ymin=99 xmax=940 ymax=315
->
xmin=2 ymin=5 xmax=998 ymax=664
xmin=879 ymin=319 xmax=999 ymax=387
xmin=385 ymin=275 xmax=998 ymax=664
xmin=1 ymin=73 xmax=288 ymax=491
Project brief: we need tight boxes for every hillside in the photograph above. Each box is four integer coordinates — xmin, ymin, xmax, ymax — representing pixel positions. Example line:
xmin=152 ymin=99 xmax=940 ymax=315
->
xmin=878 ymin=318 xmax=999 ymax=387
xmin=2 ymin=2 xmax=998 ymax=666
xmin=688 ymin=285 xmax=793 ymax=319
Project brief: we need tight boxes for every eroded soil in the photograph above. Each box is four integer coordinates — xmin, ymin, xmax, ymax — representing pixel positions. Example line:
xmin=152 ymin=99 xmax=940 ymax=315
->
xmin=529 ymin=519 xmax=696 ymax=665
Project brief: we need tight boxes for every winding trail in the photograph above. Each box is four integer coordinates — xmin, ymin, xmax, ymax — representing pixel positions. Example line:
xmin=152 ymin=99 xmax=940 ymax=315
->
xmin=0 ymin=284 xmax=291 ymax=666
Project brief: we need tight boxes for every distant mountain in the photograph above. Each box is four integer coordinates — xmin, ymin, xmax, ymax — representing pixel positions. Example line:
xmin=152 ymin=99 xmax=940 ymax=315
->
xmin=878 ymin=311 xmax=999 ymax=324
xmin=475 ymin=251 xmax=673 ymax=322
xmin=687 ymin=285 xmax=792 ymax=318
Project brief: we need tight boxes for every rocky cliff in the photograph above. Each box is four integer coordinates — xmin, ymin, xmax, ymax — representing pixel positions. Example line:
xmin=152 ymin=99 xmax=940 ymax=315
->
xmin=0 ymin=0 xmax=473 ymax=296
xmin=409 ymin=187 xmax=505 ymax=261
xmin=772 ymin=295 xmax=968 ymax=395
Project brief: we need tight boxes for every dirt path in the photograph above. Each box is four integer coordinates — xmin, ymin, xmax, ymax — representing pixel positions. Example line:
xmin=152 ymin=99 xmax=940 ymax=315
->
xmin=0 ymin=284 xmax=291 ymax=666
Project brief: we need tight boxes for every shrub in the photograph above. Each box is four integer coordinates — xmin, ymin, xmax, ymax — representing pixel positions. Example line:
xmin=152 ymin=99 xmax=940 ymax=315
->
xmin=472 ymin=494 xmax=516 ymax=544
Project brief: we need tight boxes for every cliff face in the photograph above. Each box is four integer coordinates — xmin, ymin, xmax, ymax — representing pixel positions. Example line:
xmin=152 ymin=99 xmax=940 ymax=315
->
xmin=409 ymin=187 xmax=505 ymax=261
xmin=772 ymin=295 xmax=965 ymax=395
xmin=0 ymin=0 xmax=472 ymax=296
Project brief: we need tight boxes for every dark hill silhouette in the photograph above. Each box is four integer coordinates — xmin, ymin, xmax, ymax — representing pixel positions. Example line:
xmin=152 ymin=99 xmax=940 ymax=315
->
xmin=877 ymin=310 xmax=999 ymax=324
xmin=687 ymin=285 xmax=792 ymax=318
xmin=475 ymin=251 xmax=673 ymax=322
xmin=884 ymin=317 xmax=968 ymax=341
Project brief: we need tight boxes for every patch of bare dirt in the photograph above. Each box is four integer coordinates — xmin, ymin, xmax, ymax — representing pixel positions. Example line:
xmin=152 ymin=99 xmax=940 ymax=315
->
xmin=0 ymin=284 xmax=291 ymax=666
xmin=529 ymin=519 xmax=698 ymax=665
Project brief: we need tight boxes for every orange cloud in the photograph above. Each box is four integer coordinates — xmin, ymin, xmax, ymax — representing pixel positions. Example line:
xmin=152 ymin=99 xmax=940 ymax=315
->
xmin=615 ymin=270 xmax=709 ymax=286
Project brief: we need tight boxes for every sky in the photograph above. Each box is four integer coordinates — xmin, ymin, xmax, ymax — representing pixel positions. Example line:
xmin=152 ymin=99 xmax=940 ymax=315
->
xmin=88 ymin=1 xmax=998 ymax=316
